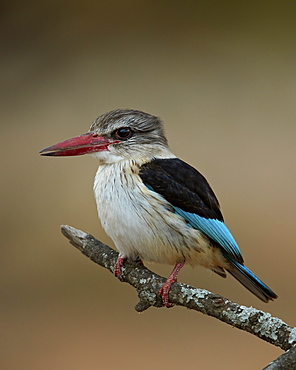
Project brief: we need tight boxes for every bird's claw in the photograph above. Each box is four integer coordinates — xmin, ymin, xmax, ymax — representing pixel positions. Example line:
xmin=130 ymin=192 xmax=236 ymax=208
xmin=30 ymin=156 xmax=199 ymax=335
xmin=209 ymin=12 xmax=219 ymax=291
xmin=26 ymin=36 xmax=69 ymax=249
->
xmin=114 ymin=255 xmax=126 ymax=281
xmin=158 ymin=280 xmax=175 ymax=308
xmin=158 ymin=262 xmax=184 ymax=307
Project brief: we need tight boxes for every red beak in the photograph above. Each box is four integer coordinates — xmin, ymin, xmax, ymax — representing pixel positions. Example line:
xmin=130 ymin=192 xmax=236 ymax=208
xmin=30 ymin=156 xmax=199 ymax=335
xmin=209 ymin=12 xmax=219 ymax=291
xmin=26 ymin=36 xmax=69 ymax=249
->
xmin=40 ymin=132 xmax=119 ymax=156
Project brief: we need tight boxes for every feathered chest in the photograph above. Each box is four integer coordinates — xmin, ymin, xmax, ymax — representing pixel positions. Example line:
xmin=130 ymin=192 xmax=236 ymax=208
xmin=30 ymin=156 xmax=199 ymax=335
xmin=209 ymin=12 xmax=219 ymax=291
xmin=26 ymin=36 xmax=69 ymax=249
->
xmin=92 ymin=160 xmax=201 ymax=262
xmin=93 ymin=161 xmax=168 ymax=244
xmin=93 ymin=161 xmax=149 ymax=222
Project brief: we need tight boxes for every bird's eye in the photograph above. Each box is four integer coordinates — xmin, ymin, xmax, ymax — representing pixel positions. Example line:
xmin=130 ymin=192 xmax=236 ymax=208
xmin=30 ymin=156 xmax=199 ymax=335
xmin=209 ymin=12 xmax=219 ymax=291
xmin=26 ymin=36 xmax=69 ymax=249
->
xmin=114 ymin=127 xmax=133 ymax=140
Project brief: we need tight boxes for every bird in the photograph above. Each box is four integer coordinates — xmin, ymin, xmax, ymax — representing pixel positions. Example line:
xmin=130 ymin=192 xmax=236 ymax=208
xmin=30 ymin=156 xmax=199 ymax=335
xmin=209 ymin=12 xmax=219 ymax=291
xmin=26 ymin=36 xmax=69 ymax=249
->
xmin=40 ymin=108 xmax=277 ymax=307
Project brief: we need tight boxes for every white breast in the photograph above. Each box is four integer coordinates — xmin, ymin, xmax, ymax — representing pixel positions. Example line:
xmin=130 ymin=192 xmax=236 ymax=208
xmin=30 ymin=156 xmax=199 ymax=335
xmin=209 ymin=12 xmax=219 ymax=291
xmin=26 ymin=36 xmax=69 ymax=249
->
xmin=93 ymin=160 xmax=222 ymax=268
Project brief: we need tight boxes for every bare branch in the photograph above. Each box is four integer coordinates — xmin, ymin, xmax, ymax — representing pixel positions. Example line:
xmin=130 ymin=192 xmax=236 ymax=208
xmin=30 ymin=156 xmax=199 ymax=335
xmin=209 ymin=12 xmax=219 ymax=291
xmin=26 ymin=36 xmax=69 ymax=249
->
xmin=263 ymin=346 xmax=296 ymax=369
xmin=61 ymin=225 xmax=296 ymax=352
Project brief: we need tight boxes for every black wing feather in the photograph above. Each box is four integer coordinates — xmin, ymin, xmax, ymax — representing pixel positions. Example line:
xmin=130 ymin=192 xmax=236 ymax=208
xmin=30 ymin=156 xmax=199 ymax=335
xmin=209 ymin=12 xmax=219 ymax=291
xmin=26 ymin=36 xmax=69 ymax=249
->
xmin=139 ymin=158 xmax=223 ymax=221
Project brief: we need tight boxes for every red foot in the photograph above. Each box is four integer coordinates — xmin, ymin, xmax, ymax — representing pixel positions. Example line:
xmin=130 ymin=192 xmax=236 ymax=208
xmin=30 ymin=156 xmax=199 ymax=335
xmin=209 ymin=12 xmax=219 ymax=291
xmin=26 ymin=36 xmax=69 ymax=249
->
xmin=158 ymin=263 xmax=184 ymax=307
xmin=114 ymin=255 xmax=126 ymax=281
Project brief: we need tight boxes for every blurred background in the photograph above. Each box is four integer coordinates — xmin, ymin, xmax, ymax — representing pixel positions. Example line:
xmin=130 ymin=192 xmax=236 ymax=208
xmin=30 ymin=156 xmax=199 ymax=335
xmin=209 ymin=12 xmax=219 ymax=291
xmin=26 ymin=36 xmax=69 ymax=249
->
xmin=1 ymin=1 xmax=295 ymax=369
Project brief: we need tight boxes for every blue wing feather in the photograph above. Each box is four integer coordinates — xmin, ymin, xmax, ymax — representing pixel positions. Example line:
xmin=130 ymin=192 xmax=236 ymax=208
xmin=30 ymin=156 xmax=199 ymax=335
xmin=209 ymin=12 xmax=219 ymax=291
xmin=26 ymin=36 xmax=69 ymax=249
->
xmin=145 ymin=182 xmax=243 ymax=262
xmin=173 ymin=206 xmax=243 ymax=262
xmin=144 ymin=181 xmax=277 ymax=301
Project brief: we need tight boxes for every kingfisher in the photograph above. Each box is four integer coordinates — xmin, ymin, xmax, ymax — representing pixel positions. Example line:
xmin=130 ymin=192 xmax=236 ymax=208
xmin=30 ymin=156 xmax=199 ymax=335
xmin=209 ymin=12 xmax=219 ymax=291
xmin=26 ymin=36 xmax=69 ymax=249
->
xmin=40 ymin=109 xmax=277 ymax=307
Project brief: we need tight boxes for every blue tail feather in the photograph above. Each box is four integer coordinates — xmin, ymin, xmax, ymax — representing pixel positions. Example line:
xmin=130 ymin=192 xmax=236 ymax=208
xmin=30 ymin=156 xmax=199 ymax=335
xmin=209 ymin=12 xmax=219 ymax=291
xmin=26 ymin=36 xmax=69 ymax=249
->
xmin=223 ymin=253 xmax=277 ymax=302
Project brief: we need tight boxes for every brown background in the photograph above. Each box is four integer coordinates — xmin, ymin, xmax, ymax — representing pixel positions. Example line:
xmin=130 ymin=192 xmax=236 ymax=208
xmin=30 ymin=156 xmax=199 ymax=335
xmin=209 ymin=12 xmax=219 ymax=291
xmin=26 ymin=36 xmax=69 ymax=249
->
xmin=1 ymin=1 xmax=295 ymax=369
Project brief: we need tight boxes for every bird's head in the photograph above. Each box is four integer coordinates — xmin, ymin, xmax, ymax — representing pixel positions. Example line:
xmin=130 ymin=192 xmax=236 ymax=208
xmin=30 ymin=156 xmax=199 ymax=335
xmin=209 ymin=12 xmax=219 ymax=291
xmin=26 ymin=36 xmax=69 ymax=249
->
xmin=40 ymin=109 xmax=169 ymax=164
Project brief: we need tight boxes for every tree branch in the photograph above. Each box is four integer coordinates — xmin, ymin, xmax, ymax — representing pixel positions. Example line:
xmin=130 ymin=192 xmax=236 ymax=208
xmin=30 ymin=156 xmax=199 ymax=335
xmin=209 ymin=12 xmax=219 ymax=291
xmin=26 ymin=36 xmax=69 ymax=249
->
xmin=61 ymin=225 xmax=296 ymax=354
xmin=263 ymin=346 xmax=296 ymax=370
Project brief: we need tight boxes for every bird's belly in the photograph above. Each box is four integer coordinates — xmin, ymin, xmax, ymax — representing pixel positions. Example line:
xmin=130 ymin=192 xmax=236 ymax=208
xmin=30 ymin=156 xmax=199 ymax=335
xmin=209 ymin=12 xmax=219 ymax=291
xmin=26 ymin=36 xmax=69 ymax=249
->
xmin=94 ymin=165 xmax=225 ymax=268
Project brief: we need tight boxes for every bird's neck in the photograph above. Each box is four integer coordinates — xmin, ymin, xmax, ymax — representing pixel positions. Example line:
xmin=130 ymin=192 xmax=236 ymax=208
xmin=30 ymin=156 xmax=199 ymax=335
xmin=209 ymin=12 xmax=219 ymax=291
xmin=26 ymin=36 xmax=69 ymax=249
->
xmin=93 ymin=146 xmax=176 ymax=167
xmin=93 ymin=148 xmax=176 ymax=197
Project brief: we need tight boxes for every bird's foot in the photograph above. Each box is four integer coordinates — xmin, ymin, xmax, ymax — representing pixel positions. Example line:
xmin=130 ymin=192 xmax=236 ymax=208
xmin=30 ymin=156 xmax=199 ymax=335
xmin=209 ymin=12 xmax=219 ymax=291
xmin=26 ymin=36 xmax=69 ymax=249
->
xmin=114 ymin=255 xmax=126 ymax=281
xmin=158 ymin=280 xmax=175 ymax=308
xmin=158 ymin=262 xmax=184 ymax=308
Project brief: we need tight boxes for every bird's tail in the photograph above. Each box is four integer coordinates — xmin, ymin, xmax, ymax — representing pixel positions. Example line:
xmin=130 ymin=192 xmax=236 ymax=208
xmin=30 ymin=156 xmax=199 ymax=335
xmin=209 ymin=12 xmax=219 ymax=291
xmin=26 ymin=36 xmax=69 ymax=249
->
xmin=223 ymin=254 xmax=277 ymax=303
